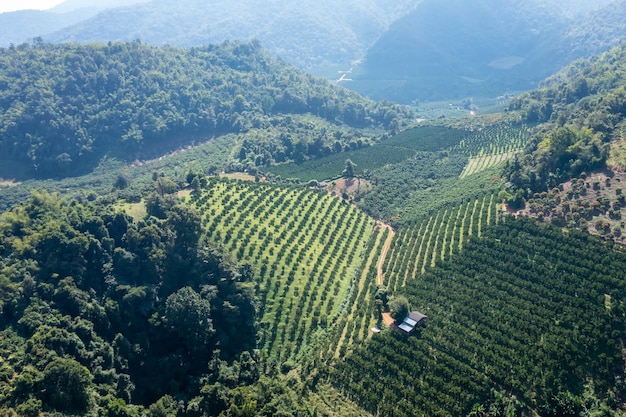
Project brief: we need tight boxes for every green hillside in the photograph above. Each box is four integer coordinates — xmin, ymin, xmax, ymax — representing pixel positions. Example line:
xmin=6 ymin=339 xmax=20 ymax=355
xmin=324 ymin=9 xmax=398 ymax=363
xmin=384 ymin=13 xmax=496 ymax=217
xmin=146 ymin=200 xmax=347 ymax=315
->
xmin=0 ymin=192 xmax=258 ymax=415
xmin=506 ymin=42 xmax=626 ymax=195
xmin=4 ymin=12 xmax=626 ymax=417
xmin=0 ymin=40 xmax=410 ymax=179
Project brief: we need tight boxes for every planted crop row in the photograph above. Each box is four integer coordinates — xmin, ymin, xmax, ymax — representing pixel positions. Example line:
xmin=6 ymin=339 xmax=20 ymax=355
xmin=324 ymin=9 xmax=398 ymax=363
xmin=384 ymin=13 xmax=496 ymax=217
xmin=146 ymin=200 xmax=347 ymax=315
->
xmin=330 ymin=227 xmax=389 ymax=359
xmin=451 ymin=123 xmax=531 ymax=157
xmin=452 ymin=123 xmax=531 ymax=178
xmin=263 ymin=125 xmax=469 ymax=181
xmin=191 ymin=177 xmax=374 ymax=362
xmin=330 ymin=217 xmax=626 ymax=416
xmin=382 ymin=194 xmax=497 ymax=291
xmin=460 ymin=151 xmax=516 ymax=178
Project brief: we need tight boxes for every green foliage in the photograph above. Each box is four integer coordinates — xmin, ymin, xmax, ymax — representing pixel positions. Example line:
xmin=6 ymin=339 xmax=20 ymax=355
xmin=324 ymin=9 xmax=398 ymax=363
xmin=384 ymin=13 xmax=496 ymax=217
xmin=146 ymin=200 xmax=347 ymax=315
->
xmin=164 ymin=287 xmax=214 ymax=347
xmin=42 ymin=357 xmax=93 ymax=413
xmin=388 ymin=295 xmax=409 ymax=323
xmin=0 ymin=40 xmax=411 ymax=179
xmin=264 ymin=125 xmax=468 ymax=182
xmin=264 ymin=122 xmax=511 ymax=225
xmin=0 ymin=192 xmax=258 ymax=415
xmin=507 ymin=126 xmax=608 ymax=192
xmin=382 ymin=194 xmax=499 ymax=292
xmin=325 ymin=227 xmax=390 ymax=359
xmin=342 ymin=159 xmax=356 ymax=178
xmin=506 ymin=43 xmax=626 ymax=193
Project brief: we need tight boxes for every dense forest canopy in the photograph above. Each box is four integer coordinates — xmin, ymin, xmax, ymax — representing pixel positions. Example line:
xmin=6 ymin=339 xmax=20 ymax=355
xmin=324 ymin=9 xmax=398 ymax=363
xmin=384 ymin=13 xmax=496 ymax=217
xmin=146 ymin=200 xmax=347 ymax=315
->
xmin=505 ymin=42 xmax=626 ymax=194
xmin=0 ymin=191 xmax=258 ymax=415
xmin=0 ymin=40 xmax=410 ymax=178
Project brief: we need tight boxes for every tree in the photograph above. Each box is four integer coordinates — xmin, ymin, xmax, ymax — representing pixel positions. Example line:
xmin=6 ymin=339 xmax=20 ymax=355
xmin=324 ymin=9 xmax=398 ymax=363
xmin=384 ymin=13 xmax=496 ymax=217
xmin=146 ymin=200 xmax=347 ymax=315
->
xmin=42 ymin=357 xmax=93 ymax=413
xmin=389 ymin=295 xmax=410 ymax=323
xmin=343 ymin=159 xmax=356 ymax=178
xmin=164 ymin=287 xmax=215 ymax=349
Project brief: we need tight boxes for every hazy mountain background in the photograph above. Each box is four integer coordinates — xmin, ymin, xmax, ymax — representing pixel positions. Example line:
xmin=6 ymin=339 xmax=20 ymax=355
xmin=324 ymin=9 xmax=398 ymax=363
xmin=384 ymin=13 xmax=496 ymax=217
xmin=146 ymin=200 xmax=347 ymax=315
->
xmin=349 ymin=0 xmax=625 ymax=103
xmin=2 ymin=0 xmax=626 ymax=102
xmin=35 ymin=0 xmax=417 ymax=75
xmin=48 ymin=0 xmax=151 ymax=13
xmin=0 ymin=0 xmax=149 ymax=46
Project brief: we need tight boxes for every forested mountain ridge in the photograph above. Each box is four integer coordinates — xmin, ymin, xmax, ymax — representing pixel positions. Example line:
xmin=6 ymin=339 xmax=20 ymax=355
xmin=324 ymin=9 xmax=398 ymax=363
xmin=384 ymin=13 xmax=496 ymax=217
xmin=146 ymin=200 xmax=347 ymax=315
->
xmin=0 ymin=40 xmax=410 ymax=179
xmin=0 ymin=9 xmax=98 ymax=47
xmin=37 ymin=0 xmax=417 ymax=74
xmin=563 ymin=0 xmax=626 ymax=63
xmin=0 ymin=0 xmax=150 ymax=47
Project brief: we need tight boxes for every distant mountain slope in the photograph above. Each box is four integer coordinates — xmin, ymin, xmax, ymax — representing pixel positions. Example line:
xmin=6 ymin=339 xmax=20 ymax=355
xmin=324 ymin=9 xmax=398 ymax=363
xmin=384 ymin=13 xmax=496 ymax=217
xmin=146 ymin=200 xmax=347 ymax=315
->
xmin=43 ymin=0 xmax=416 ymax=73
xmin=349 ymin=0 xmax=624 ymax=103
xmin=0 ymin=9 xmax=98 ymax=46
xmin=0 ymin=40 xmax=409 ymax=179
xmin=48 ymin=0 xmax=151 ymax=14
xmin=0 ymin=0 xmax=149 ymax=46
xmin=563 ymin=0 xmax=626 ymax=61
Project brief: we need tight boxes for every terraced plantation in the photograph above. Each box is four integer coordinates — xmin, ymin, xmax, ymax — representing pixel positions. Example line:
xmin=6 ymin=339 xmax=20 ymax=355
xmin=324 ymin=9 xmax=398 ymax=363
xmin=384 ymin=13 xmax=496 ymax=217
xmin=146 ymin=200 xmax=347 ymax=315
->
xmin=190 ymin=177 xmax=375 ymax=362
xmin=456 ymin=123 xmax=531 ymax=178
xmin=264 ymin=125 xmax=469 ymax=182
xmin=331 ymin=217 xmax=626 ymax=416
xmin=382 ymin=194 xmax=499 ymax=291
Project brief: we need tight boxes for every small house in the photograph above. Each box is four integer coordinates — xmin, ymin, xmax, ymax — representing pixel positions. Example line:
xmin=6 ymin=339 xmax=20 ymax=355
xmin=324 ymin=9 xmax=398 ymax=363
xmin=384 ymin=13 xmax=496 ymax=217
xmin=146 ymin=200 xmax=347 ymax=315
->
xmin=398 ymin=311 xmax=427 ymax=335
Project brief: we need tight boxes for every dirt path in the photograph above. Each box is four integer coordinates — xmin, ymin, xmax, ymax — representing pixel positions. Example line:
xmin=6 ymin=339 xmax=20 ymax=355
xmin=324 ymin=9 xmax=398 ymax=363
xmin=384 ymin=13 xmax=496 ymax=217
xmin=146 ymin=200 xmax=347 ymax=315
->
xmin=376 ymin=222 xmax=395 ymax=285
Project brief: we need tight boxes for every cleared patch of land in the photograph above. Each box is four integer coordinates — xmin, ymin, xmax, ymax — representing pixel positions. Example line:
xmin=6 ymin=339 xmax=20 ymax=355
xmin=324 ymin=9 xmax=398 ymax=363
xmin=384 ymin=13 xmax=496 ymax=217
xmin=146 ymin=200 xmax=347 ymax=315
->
xmin=0 ymin=179 xmax=20 ymax=187
xmin=113 ymin=200 xmax=147 ymax=221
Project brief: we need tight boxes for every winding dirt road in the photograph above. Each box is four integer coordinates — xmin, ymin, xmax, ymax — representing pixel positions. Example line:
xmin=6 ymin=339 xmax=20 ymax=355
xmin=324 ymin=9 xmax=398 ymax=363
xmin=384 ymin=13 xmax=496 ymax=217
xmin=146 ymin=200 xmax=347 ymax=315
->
xmin=376 ymin=221 xmax=395 ymax=285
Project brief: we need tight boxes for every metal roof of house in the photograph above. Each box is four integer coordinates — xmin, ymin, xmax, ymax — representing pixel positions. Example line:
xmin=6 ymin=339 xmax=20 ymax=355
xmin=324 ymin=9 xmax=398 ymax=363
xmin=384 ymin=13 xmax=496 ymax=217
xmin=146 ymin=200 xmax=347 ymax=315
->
xmin=403 ymin=317 xmax=418 ymax=327
xmin=398 ymin=322 xmax=414 ymax=333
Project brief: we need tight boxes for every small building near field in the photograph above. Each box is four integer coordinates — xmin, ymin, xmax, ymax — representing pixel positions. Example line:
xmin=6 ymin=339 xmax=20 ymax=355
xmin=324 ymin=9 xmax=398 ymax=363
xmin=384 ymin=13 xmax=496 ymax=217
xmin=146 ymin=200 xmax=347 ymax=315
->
xmin=398 ymin=311 xmax=427 ymax=334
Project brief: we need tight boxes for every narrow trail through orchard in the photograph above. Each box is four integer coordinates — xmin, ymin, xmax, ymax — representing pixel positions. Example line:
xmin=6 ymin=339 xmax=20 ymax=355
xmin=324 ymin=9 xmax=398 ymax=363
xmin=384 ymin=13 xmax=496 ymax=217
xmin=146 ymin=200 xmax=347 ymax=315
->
xmin=376 ymin=221 xmax=395 ymax=286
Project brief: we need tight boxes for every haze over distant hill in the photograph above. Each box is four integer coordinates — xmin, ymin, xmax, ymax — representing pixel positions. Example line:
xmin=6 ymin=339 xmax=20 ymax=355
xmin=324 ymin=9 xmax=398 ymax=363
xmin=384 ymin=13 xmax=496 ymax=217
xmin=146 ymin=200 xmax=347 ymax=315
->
xmin=349 ymin=0 xmax=625 ymax=103
xmin=0 ymin=0 xmax=149 ymax=46
xmin=41 ymin=0 xmax=416 ymax=74
xmin=48 ymin=0 xmax=151 ymax=14
xmin=3 ymin=0 xmax=625 ymax=101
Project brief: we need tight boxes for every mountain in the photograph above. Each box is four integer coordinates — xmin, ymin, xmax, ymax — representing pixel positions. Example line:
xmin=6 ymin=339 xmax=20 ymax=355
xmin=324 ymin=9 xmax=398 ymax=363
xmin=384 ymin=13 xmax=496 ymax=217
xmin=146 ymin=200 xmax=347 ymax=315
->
xmin=349 ymin=0 xmax=625 ymax=103
xmin=0 ymin=0 xmax=149 ymax=46
xmin=48 ymin=0 xmax=151 ymax=14
xmin=563 ymin=0 xmax=626 ymax=62
xmin=0 ymin=40 xmax=410 ymax=179
xmin=504 ymin=41 xmax=626 ymax=195
xmin=40 ymin=0 xmax=416 ymax=74
xmin=0 ymin=9 xmax=99 ymax=46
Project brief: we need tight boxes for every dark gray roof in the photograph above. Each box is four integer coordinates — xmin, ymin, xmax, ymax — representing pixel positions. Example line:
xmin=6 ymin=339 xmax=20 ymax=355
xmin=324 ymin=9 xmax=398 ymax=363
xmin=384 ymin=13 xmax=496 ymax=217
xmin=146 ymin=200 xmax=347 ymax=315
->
xmin=409 ymin=311 xmax=427 ymax=322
